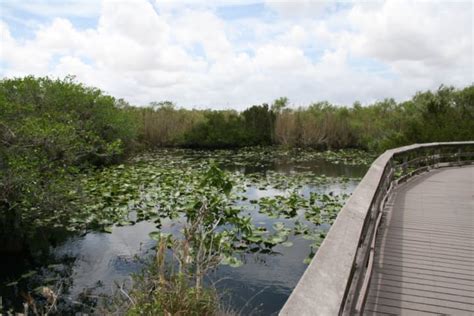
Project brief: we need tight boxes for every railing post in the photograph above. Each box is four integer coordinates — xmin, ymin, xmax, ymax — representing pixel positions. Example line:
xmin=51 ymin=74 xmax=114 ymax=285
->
xmin=435 ymin=149 xmax=440 ymax=168
xmin=402 ymin=156 xmax=408 ymax=175
xmin=457 ymin=148 xmax=462 ymax=165
xmin=425 ymin=149 xmax=429 ymax=169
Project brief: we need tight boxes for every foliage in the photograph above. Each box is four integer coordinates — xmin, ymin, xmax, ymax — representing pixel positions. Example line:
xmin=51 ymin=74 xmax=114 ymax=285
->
xmin=0 ymin=76 xmax=137 ymax=243
xmin=80 ymin=149 xmax=356 ymax=267
xmin=133 ymin=103 xmax=278 ymax=148
xmin=241 ymin=104 xmax=275 ymax=145
xmin=115 ymin=235 xmax=222 ymax=316
xmin=108 ymin=164 xmax=252 ymax=315
xmin=128 ymin=101 xmax=206 ymax=147
xmin=184 ymin=111 xmax=248 ymax=148
xmin=131 ymin=85 xmax=473 ymax=151
xmin=125 ymin=269 xmax=220 ymax=316
xmin=78 ymin=147 xmax=360 ymax=228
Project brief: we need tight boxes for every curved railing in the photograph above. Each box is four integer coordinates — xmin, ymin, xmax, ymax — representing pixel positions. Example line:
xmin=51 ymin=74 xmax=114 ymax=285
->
xmin=279 ymin=141 xmax=474 ymax=316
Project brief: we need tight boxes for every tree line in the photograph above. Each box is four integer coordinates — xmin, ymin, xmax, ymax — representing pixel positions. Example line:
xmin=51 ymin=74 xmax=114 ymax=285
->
xmin=130 ymin=86 xmax=474 ymax=151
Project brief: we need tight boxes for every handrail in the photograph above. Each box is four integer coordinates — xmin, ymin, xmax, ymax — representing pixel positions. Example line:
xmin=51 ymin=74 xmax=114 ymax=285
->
xmin=279 ymin=141 xmax=474 ymax=316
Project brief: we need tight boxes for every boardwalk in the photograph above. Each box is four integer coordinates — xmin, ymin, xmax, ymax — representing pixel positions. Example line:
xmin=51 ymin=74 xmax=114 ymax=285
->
xmin=365 ymin=166 xmax=474 ymax=315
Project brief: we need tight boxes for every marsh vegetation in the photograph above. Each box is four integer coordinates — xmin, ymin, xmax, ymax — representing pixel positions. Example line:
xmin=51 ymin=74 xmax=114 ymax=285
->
xmin=1 ymin=147 xmax=367 ymax=314
xmin=1 ymin=76 xmax=473 ymax=314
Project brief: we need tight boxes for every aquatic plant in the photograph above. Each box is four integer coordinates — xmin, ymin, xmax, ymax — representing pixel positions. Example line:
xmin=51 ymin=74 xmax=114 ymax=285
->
xmin=108 ymin=164 xmax=253 ymax=315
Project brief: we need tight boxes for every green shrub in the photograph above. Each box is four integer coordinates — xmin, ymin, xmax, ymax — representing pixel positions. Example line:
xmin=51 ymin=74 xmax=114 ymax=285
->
xmin=0 ymin=76 xmax=138 ymax=243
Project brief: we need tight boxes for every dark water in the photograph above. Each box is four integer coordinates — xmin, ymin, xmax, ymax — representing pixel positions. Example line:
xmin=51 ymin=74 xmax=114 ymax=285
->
xmin=1 ymin=154 xmax=368 ymax=315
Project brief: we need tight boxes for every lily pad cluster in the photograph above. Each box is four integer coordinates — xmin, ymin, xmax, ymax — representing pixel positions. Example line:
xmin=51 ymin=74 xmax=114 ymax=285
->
xmin=244 ymin=170 xmax=359 ymax=191
xmin=305 ymin=149 xmax=376 ymax=165
xmin=131 ymin=147 xmax=374 ymax=169
xmin=76 ymin=148 xmax=359 ymax=265
xmin=255 ymin=191 xmax=348 ymax=224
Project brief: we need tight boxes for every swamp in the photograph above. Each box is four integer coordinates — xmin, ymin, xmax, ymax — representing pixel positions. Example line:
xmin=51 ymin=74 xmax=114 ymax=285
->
xmin=1 ymin=0 xmax=473 ymax=312
xmin=1 ymin=147 xmax=371 ymax=315
xmin=1 ymin=76 xmax=472 ymax=315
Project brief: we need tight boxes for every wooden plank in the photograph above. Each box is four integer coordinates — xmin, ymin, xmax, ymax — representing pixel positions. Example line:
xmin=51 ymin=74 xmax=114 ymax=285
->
xmin=376 ymin=261 xmax=474 ymax=277
xmin=370 ymin=277 xmax=474 ymax=298
xmin=373 ymin=266 xmax=474 ymax=285
xmin=377 ymin=243 xmax=474 ymax=259
xmin=374 ymin=246 xmax=474 ymax=263
xmin=385 ymin=223 xmax=474 ymax=235
xmin=364 ymin=301 xmax=437 ymax=315
xmin=376 ymin=237 xmax=474 ymax=253
xmin=366 ymin=296 xmax=474 ymax=315
xmin=372 ymin=270 xmax=474 ymax=289
xmin=380 ymin=229 xmax=474 ymax=242
xmin=381 ymin=230 xmax=474 ymax=243
xmin=385 ymin=219 xmax=474 ymax=229
xmin=370 ymin=284 xmax=474 ymax=305
xmin=385 ymin=224 xmax=474 ymax=236
xmin=375 ymin=253 xmax=474 ymax=271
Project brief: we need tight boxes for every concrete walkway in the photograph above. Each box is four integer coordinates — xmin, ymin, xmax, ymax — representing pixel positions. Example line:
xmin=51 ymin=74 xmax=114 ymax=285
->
xmin=365 ymin=166 xmax=474 ymax=315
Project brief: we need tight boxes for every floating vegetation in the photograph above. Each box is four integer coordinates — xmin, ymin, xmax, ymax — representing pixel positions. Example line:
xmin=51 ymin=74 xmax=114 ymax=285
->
xmin=77 ymin=148 xmax=362 ymax=265
xmin=309 ymin=149 xmax=376 ymax=165
xmin=131 ymin=146 xmax=375 ymax=168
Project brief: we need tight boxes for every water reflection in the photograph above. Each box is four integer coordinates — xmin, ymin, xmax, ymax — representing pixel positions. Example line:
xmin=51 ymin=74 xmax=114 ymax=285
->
xmin=225 ymin=158 xmax=368 ymax=178
xmin=213 ymin=236 xmax=312 ymax=315
xmin=55 ymin=221 xmax=156 ymax=297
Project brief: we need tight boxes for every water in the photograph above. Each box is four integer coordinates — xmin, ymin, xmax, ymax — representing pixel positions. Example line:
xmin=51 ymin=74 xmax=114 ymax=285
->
xmin=1 ymin=150 xmax=368 ymax=314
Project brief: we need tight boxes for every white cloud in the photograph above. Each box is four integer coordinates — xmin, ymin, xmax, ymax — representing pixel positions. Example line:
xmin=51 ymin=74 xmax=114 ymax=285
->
xmin=254 ymin=44 xmax=310 ymax=71
xmin=99 ymin=0 xmax=169 ymax=45
xmin=35 ymin=18 xmax=86 ymax=52
xmin=0 ymin=20 xmax=52 ymax=74
xmin=278 ymin=25 xmax=308 ymax=47
xmin=350 ymin=1 xmax=471 ymax=62
xmin=0 ymin=0 xmax=472 ymax=109
xmin=53 ymin=55 xmax=94 ymax=81
xmin=173 ymin=9 xmax=233 ymax=60
xmin=348 ymin=0 xmax=473 ymax=87
xmin=264 ymin=0 xmax=331 ymax=18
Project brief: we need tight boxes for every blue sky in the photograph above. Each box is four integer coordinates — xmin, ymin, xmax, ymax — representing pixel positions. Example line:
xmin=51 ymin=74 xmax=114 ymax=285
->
xmin=0 ymin=0 xmax=472 ymax=109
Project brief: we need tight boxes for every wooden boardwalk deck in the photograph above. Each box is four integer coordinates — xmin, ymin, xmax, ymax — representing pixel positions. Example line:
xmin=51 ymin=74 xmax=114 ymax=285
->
xmin=365 ymin=166 xmax=474 ymax=315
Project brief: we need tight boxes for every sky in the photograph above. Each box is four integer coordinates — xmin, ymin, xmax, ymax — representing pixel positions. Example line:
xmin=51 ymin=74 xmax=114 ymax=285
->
xmin=0 ymin=0 xmax=472 ymax=109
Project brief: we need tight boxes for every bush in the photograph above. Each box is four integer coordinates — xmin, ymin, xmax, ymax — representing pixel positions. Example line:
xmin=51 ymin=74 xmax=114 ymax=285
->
xmin=0 ymin=76 xmax=138 ymax=244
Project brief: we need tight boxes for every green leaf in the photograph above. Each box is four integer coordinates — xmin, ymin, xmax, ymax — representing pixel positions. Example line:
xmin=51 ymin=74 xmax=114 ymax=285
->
xmin=103 ymin=225 xmax=113 ymax=233
xmin=272 ymin=222 xmax=285 ymax=231
xmin=21 ymin=270 xmax=37 ymax=279
xmin=303 ymin=257 xmax=313 ymax=264
xmin=149 ymin=231 xmax=172 ymax=241
xmin=149 ymin=231 xmax=162 ymax=241
xmin=221 ymin=256 xmax=243 ymax=268
xmin=245 ymin=235 xmax=263 ymax=243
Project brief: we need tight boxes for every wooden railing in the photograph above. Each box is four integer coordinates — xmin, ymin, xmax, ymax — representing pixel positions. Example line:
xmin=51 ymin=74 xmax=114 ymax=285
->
xmin=279 ymin=141 xmax=474 ymax=316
